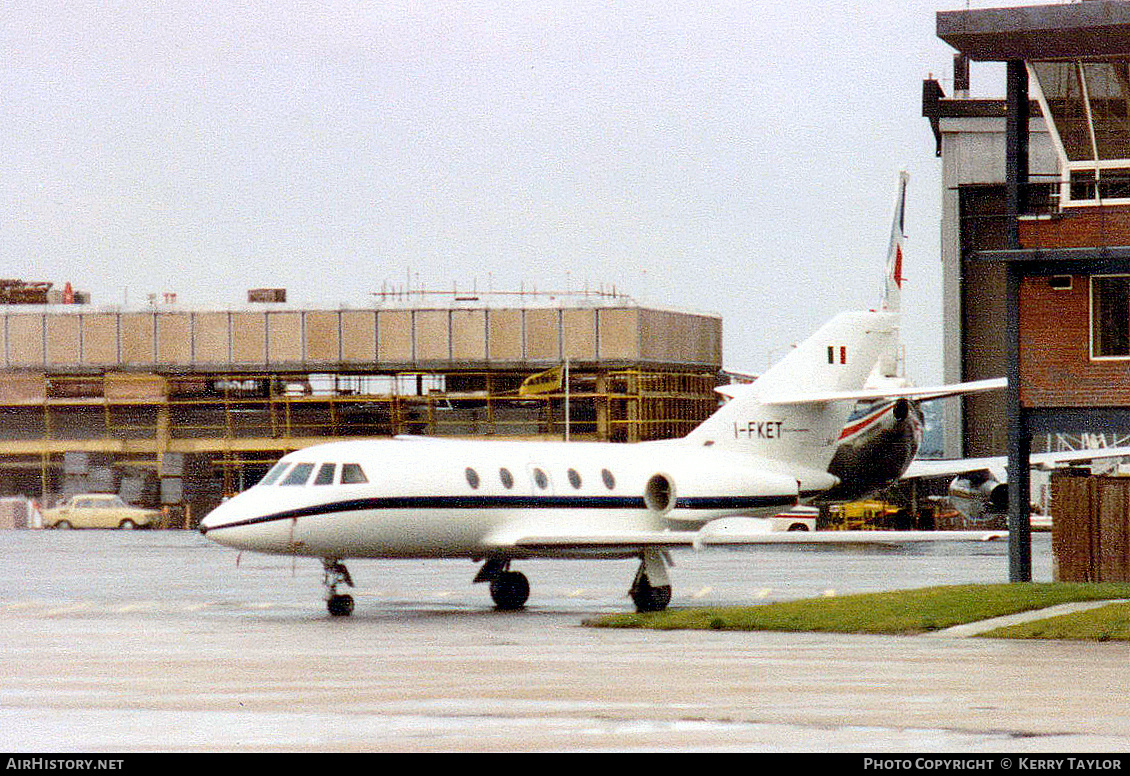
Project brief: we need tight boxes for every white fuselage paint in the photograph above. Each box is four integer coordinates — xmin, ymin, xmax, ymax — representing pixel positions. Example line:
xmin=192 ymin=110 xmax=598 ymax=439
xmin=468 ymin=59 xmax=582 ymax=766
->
xmin=199 ymin=436 xmax=812 ymax=560
xmin=201 ymin=308 xmax=898 ymax=568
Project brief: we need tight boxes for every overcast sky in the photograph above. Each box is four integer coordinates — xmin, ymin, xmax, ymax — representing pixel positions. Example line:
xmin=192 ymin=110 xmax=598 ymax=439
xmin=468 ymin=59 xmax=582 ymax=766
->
xmin=1 ymin=1 xmax=1027 ymax=382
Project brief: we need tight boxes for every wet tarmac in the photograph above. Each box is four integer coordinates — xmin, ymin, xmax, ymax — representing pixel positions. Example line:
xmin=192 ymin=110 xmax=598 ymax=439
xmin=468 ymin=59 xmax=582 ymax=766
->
xmin=2 ymin=530 xmax=1129 ymax=752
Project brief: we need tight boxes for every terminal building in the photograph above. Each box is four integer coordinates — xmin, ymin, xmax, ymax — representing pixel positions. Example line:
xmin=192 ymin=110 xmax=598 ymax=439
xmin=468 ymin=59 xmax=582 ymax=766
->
xmin=923 ymin=0 xmax=1130 ymax=459
xmin=0 ymin=286 xmax=721 ymax=523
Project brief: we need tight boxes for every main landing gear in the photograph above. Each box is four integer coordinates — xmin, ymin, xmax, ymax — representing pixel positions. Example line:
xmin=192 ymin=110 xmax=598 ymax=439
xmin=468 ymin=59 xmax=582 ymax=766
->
xmin=322 ymin=558 xmax=355 ymax=617
xmin=630 ymin=549 xmax=672 ymax=613
xmin=474 ymin=551 xmax=672 ymax=613
xmin=474 ymin=558 xmax=530 ymax=610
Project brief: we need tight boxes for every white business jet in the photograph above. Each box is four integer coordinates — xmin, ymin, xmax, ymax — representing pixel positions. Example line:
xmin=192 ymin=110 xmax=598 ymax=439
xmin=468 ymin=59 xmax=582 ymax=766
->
xmin=199 ymin=303 xmax=920 ymax=615
xmin=200 ymin=173 xmax=1009 ymax=615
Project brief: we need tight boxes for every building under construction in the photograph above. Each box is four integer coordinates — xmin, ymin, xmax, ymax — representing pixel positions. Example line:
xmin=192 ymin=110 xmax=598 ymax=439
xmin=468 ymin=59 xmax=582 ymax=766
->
xmin=0 ymin=288 xmax=723 ymax=524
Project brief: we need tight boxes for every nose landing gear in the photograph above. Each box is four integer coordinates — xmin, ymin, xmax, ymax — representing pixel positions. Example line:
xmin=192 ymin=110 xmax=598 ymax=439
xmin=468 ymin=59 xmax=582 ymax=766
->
xmin=322 ymin=559 xmax=355 ymax=617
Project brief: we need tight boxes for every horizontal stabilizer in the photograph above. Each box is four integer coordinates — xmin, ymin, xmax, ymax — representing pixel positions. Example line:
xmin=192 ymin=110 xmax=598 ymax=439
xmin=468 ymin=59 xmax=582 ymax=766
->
xmin=718 ymin=377 xmax=1006 ymax=405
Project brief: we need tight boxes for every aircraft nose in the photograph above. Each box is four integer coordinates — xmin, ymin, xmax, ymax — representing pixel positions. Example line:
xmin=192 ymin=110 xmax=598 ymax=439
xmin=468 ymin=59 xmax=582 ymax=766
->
xmin=199 ymin=498 xmax=232 ymax=535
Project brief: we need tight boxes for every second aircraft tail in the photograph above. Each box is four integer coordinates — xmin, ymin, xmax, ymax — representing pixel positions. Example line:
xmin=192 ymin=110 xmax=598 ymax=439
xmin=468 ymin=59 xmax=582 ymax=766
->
xmin=881 ymin=171 xmax=909 ymax=315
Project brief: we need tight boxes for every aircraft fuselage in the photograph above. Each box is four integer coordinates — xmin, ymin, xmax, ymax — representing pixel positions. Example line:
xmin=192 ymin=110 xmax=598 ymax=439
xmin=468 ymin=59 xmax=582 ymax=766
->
xmin=200 ymin=436 xmax=816 ymax=560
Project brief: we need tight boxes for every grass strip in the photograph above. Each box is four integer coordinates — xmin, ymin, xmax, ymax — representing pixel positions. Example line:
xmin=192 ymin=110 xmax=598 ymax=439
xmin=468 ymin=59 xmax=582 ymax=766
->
xmin=584 ymin=583 xmax=1130 ymax=636
xmin=980 ymin=600 xmax=1130 ymax=641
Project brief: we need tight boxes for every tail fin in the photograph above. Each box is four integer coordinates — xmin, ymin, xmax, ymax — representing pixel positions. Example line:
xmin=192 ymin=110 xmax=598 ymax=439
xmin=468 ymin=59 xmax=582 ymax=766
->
xmin=685 ymin=310 xmax=899 ymax=477
xmin=881 ymin=171 xmax=909 ymax=314
xmin=873 ymin=172 xmax=908 ymax=382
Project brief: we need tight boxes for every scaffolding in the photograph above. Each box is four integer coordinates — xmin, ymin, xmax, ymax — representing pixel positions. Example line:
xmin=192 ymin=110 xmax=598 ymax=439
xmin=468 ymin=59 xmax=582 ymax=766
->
xmin=0 ymin=366 xmax=720 ymax=518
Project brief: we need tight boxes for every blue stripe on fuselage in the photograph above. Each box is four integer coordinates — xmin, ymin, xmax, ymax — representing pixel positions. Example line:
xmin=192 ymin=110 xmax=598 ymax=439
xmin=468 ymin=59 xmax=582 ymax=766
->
xmin=200 ymin=493 xmax=804 ymax=534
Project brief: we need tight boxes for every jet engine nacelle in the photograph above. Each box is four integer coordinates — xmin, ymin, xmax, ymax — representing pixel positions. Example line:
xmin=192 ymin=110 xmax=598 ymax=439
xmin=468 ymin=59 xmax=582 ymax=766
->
xmin=649 ymin=462 xmax=805 ymax=527
xmin=644 ymin=473 xmax=675 ymax=515
xmin=947 ymin=472 xmax=1008 ymax=523
xmin=892 ymin=397 xmax=910 ymax=422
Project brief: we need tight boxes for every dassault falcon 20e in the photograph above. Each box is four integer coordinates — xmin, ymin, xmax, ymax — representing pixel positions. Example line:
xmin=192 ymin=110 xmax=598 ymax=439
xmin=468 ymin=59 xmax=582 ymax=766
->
xmin=199 ymin=174 xmax=1002 ymax=615
xmin=199 ymin=300 xmax=993 ymax=615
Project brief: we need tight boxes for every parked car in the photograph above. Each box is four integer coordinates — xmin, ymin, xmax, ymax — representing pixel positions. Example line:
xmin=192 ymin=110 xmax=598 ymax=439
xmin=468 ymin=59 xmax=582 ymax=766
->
xmin=43 ymin=494 xmax=162 ymax=530
xmin=770 ymin=505 xmax=818 ymax=532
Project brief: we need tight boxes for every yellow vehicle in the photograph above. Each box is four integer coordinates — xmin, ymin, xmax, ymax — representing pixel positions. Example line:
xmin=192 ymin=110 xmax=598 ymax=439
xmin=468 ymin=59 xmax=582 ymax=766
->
xmin=827 ymin=500 xmax=903 ymax=530
xmin=43 ymin=494 xmax=162 ymax=530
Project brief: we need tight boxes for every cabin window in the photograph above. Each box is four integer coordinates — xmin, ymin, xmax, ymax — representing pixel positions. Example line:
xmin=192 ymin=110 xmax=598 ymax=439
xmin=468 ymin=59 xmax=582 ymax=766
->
xmin=313 ymin=463 xmax=336 ymax=486
xmin=601 ymin=468 xmax=616 ymax=490
xmin=281 ymin=463 xmax=314 ymax=486
xmin=499 ymin=468 xmax=514 ymax=489
xmin=533 ymin=468 xmax=548 ymax=490
xmin=258 ymin=462 xmax=289 ymax=487
xmin=340 ymin=463 xmax=368 ymax=484
xmin=567 ymin=468 xmax=582 ymax=489
xmin=465 ymin=467 xmax=480 ymax=489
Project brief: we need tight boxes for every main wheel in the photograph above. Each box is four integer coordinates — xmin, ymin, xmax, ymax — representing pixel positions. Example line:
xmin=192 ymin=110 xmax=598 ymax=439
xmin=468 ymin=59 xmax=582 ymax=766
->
xmin=489 ymin=571 xmax=530 ymax=610
xmin=327 ymin=594 xmax=355 ymax=617
xmin=631 ymin=577 xmax=672 ymax=612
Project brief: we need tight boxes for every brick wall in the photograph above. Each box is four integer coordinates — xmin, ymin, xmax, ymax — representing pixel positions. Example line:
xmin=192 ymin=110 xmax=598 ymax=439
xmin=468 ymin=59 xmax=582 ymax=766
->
xmin=1017 ymin=206 xmax=1130 ymax=407
xmin=1020 ymin=206 xmax=1130 ymax=249
xmin=1017 ymin=275 xmax=1130 ymax=406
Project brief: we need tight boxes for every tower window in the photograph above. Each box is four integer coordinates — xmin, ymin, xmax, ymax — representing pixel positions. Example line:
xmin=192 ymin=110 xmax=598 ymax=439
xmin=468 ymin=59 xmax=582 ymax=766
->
xmin=1092 ymin=275 xmax=1130 ymax=358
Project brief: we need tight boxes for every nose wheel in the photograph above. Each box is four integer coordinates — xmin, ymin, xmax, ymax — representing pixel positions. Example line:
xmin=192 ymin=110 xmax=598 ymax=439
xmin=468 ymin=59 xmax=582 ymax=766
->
xmin=327 ymin=593 xmax=354 ymax=617
xmin=322 ymin=559 xmax=355 ymax=617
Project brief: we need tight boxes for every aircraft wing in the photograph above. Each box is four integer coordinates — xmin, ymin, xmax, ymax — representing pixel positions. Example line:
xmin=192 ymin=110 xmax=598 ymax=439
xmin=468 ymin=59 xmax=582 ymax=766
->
xmin=903 ymin=445 xmax=1130 ymax=480
xmin=716 ymin=377 xmax=1006 ymax=405
xmin=492 ymin=528 xmax=1006 ymax=553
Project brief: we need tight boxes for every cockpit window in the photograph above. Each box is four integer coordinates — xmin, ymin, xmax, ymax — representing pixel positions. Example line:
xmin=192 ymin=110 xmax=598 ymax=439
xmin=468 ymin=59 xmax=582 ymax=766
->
xmin=341 ymin=463 xmax=368 ymax=484
xmin=314 ymin=463 xmax=337 ymax=486
xmin=258 ymin=462 xmax=289 ymax=487
xmin=281 ymin=463 xmax=315 ymax=486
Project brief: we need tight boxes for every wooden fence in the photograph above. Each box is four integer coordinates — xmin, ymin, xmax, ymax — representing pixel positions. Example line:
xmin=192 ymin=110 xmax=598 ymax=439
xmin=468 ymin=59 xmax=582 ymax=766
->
xmin=1051 ymin=473 xmax=1130 ymax=582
